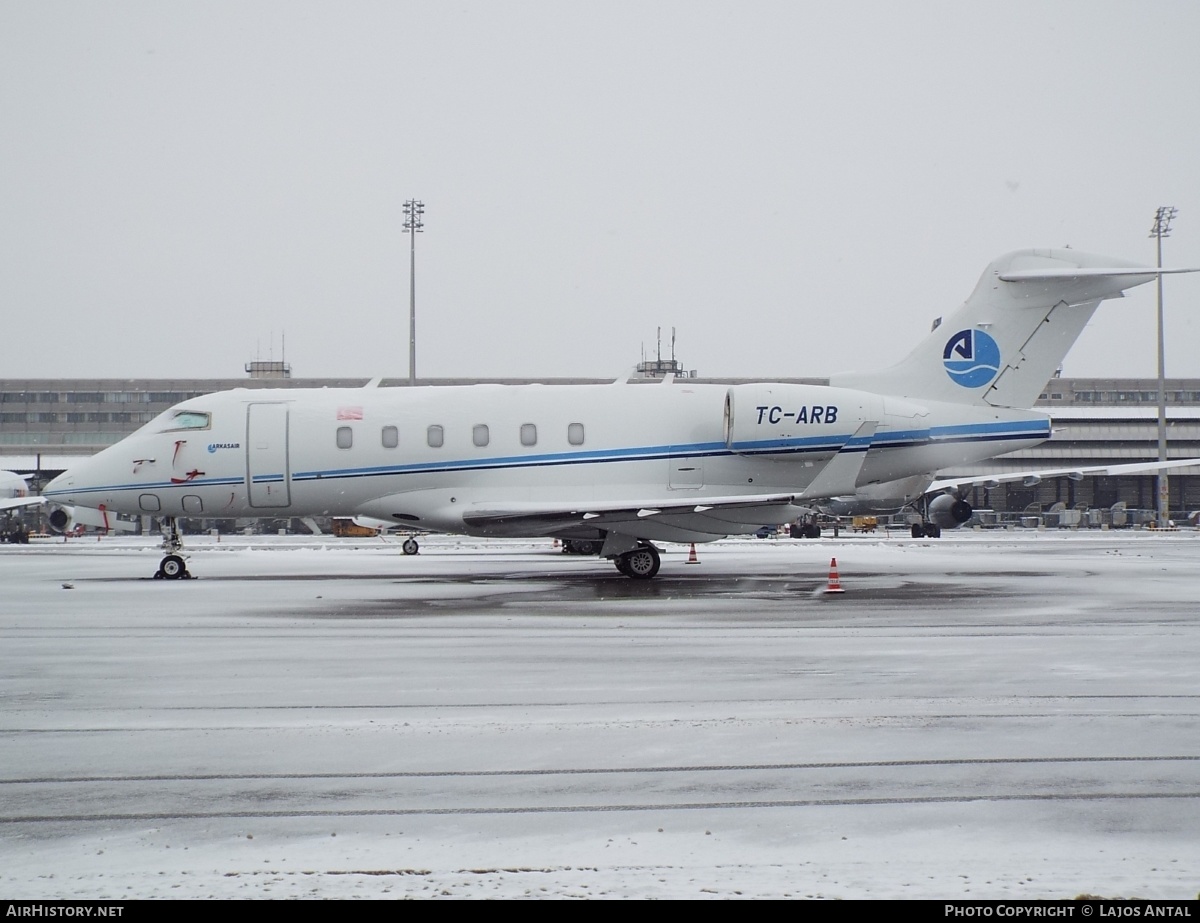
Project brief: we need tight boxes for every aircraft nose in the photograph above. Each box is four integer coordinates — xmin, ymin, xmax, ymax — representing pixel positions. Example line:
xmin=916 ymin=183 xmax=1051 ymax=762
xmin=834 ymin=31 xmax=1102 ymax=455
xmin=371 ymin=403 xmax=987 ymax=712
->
xmin=44 ymin=459 xmax=97 ymax=502
xmin=43 ymin=470 xmax=73 ymax=499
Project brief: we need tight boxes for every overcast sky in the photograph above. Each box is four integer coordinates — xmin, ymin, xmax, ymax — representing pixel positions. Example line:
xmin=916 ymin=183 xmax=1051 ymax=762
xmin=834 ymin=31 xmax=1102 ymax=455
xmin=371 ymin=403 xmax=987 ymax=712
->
xmin=2 ymin=1 xmax=1198 ymax=383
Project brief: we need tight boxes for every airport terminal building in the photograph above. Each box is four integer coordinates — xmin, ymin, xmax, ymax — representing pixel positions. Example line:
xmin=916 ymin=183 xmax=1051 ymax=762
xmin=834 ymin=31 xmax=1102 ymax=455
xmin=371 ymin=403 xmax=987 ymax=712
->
xmin=3 ymin=372 xmax=1200 ymax=529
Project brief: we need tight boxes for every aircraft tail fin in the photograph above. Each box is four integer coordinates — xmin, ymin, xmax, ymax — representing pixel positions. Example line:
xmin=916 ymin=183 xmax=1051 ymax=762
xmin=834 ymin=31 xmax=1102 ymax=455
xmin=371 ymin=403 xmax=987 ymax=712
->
xmin=830 ymin=248 xmax=1196 ymax=409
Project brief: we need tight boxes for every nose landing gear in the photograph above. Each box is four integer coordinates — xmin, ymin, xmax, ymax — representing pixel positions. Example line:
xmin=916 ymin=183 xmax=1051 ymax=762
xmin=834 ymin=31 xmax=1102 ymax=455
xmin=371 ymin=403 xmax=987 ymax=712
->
xmin=154 ymin=517 xmax=192 ymax=580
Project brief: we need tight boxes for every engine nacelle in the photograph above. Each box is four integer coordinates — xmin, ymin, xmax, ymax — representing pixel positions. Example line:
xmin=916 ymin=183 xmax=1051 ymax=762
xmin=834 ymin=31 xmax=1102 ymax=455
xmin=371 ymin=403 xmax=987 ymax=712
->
xmin=724 ymin=384 xmax=876 ymax=456
xmin=47 ymin=504 xmax=136 ymax=534
xmin=928 ymin=493 xmax=973 ymax=529
xmin=47 ymin=506 xmax=73 ymax=534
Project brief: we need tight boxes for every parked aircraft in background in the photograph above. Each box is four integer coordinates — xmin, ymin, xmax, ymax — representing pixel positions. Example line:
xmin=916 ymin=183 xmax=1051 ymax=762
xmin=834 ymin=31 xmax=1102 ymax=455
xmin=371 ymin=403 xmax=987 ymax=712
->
xmin=0 ymin=470 xmax=41 ymax=514
xmin=0 ymin=470 xmax=42 ymax=542
xmin=44 ymin=248 xmax=1197 ymax=579
xmin=1 ymin=470 xmax=136 ymax=538
xmin=817 ymin=458 xmax=1200 ymax=537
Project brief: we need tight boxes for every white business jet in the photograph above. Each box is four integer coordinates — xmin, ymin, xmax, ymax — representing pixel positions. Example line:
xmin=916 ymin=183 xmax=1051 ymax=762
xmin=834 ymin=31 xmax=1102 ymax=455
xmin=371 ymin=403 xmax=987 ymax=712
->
xmin=43 ymin=248 xmax=1196 ymax=579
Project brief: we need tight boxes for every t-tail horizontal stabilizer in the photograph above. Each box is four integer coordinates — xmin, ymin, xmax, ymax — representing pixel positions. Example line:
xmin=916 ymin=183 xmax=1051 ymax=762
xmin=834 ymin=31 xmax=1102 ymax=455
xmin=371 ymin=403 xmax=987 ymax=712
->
xmin=831 ymin=249 xmax=1199 ymax=410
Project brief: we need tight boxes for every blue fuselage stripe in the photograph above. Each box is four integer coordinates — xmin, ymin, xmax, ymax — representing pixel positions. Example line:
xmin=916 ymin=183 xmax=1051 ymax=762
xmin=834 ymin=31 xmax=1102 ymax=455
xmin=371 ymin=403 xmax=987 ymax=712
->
xmin=43 ymin=420 xmax=1049 ymax=499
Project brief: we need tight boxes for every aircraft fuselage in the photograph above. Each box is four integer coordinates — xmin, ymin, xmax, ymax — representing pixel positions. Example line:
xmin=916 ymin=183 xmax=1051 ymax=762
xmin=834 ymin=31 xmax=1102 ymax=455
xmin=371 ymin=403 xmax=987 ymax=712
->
xmin=44 ymin=380 xmax=1049 ymax=538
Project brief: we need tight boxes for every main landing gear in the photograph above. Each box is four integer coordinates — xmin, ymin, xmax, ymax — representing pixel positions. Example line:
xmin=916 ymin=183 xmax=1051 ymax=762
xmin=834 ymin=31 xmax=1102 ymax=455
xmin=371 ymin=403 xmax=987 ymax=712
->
xmin=790 ymin=521 xmax=822 ymax=539
xmin=154 ymin=517 xmax=192 ymax=580
xmin=401 ymin=537 xmax=419 ymax=556
xmin=910 ymin=522 xmax=942 ymax=539
xmin=561 ymin=538 xmax=602 ymax=555
xmin=613 ymin=543 xmax=661 ymax=579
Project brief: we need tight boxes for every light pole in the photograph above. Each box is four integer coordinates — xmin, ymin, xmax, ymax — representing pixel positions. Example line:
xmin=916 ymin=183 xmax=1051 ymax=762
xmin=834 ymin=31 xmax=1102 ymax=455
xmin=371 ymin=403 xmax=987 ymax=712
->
xmin=404 ymin=199 xmax=425 ymax=386
xmin=1150 ymin=206 xmax=1177 ymax=528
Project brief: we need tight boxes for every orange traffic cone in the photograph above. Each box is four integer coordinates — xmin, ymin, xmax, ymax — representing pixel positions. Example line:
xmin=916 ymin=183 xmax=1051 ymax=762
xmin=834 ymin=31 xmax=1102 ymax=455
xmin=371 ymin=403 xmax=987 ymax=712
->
xmin=686 ymin=543 xmax=700 ymax=564
xmin=824 ymin=557 xmax=845 ymax=594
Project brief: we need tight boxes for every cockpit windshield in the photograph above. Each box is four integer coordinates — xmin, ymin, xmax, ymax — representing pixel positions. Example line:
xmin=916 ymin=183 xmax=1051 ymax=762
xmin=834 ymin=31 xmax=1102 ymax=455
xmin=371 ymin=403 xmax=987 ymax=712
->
xmin=161 ymin=410 xmax=211 ymax=432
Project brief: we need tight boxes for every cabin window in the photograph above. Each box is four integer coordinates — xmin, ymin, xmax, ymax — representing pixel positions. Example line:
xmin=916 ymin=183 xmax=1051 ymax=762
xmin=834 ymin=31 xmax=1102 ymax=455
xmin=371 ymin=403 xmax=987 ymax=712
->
xmin=381 ymin=425 xmax=398 ymax=448
xmin=568 ymin=422 xmax=585 ymax=446
xmin=473 ymin=424 xmax=490 ymax=447
xmin=336 ymin=426 xmax=353 ymax=449
xmin=427 ymin=425 xmax=444 ymax=448
xmin=520 ymin=423 xmax=537 ymax=446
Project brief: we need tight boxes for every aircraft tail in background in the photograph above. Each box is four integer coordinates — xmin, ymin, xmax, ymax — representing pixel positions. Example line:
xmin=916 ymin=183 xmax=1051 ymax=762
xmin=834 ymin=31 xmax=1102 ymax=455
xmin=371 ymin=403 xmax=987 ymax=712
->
xmin=831 ymin=248 xmax=1196 ymax=409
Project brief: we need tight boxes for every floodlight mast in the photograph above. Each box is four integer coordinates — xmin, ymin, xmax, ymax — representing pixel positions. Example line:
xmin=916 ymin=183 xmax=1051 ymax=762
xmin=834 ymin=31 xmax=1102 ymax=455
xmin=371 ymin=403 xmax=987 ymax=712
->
xmin=1150 ymin=206 xmax=1177 ymax=528
xmin=404 ymin=199 xmax=425 ymax=386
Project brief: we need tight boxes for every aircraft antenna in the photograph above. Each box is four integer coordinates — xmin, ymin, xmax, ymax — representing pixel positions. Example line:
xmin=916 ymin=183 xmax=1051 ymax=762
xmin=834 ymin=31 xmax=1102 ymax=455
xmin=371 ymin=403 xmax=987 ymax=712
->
xmin=404 ymin=199 xmax=425 ymax=386
xmin=1150 ymin=205 xmax=1178 ymax=528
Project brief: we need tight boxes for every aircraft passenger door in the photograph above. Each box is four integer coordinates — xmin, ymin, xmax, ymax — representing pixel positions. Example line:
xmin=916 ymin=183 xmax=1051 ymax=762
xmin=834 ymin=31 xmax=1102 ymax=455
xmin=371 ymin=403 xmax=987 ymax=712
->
xmin=246 ymin=403 xmax=292 ymax=508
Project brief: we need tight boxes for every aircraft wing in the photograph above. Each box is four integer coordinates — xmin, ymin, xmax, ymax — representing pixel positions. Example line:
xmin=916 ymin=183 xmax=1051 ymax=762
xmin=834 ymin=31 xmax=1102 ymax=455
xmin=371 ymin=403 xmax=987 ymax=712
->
xmin=460 ymin=492 xmax=805 ymax=541
xmin=928 ymin=457 xmax=1200 ymax=493
xmin=464 ymin=420 xmax=875 ymax=539
xmin=0 ymin=496 xmax=45 ymax=512
xmin=998 ymin=266 xmax=1198 ymax=282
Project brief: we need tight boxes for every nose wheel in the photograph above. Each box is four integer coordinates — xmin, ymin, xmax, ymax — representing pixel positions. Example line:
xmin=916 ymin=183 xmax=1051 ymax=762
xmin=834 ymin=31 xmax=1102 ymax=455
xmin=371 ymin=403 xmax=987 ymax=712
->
xmin=155 ymin=553 xmax=191 ymax=580
xmin=153 ymin=517 xmax=192 ymax=579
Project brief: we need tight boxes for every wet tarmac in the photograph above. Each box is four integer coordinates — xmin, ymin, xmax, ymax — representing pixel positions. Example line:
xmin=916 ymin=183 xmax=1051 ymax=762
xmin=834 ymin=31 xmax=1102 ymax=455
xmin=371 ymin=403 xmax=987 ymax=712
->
xmin=2 ymin=531 xmax=1199 ymax=898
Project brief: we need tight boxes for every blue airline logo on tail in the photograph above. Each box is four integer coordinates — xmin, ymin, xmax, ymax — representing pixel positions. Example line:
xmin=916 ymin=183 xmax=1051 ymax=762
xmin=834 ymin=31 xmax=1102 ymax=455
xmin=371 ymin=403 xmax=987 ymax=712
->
xmin=942 ymin=329 xmax=1001 ymax=388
